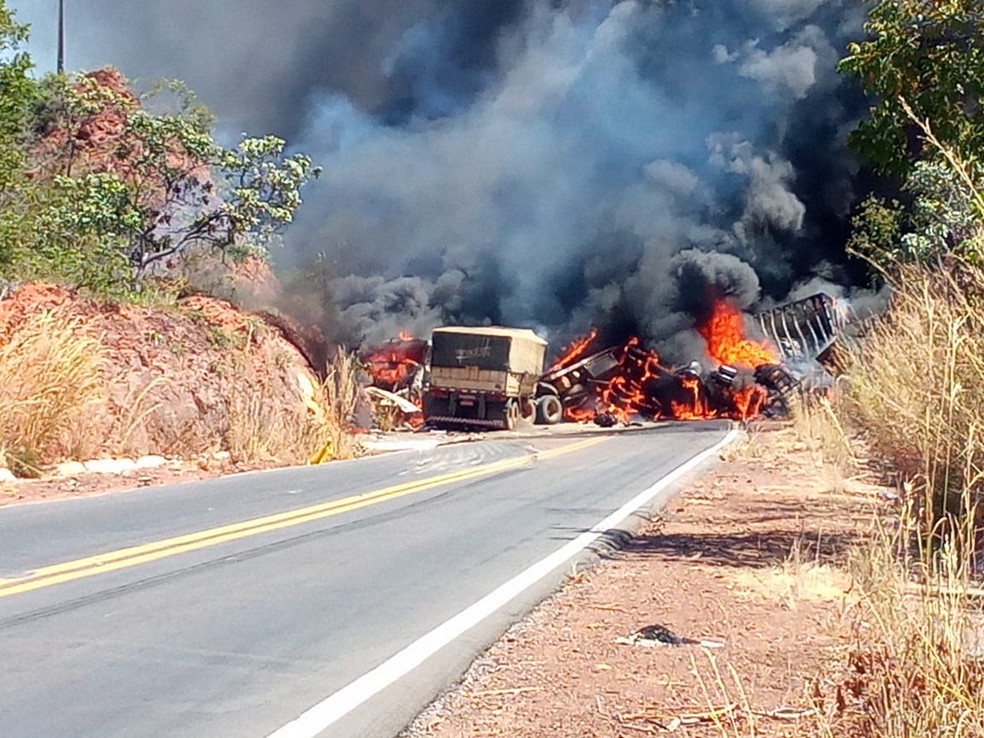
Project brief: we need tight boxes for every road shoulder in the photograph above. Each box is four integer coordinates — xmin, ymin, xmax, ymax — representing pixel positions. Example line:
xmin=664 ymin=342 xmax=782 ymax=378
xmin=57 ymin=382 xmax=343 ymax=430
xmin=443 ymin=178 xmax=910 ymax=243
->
xmin=406 ymin=424 xmax=879 ymax=737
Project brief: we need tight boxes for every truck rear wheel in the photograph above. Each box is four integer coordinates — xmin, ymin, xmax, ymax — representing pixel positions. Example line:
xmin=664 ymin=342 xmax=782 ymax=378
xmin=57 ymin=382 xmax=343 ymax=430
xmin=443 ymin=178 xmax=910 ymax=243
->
xmin=504 ymin=400 xmax=520 ymax=431
xmin=519 ymin=397 xmax=536 ymax=423
xmin=536 ymin=394 xmax=563 ymax=425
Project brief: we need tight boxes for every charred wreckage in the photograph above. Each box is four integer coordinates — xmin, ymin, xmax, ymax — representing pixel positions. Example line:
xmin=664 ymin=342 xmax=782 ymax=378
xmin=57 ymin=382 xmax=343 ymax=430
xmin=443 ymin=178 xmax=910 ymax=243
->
xmin=360 ymin=293 xmax=855 ymax=432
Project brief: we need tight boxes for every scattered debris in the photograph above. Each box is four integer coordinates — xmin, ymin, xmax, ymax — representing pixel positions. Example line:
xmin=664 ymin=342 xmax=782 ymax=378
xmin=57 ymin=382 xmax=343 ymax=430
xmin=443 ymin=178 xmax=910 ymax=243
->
xmin=616 ymin=702 xmax=817 ymax=733
xmin=359 ymin=291 xmax=870 ymax=433
xmin=615 ymin=624 xmax=725 ymax=649
xmin=364 ymin=386 xmax=422 ymax=416
xmin=362 ymin=334 xmax=428 ymax=429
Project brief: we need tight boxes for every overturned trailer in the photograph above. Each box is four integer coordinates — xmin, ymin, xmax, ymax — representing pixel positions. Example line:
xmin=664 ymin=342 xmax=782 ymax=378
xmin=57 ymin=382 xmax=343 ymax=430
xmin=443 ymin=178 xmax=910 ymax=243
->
xmin=753 ymin=292 xmax=852 ymax=376
xmin=535 ymin=345 xmax=623 ymax=424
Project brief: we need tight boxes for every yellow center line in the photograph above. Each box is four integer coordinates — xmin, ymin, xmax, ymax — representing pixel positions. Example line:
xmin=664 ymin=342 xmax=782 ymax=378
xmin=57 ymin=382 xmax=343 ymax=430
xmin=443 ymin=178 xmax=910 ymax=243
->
xmin=0 ymin=437 xmax=607 ymax=599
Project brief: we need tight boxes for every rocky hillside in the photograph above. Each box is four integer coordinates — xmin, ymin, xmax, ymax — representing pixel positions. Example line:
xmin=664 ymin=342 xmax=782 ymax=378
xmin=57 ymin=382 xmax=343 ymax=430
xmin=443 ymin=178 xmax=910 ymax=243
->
xmin=0 ymin=283 xmax=332 ymax=476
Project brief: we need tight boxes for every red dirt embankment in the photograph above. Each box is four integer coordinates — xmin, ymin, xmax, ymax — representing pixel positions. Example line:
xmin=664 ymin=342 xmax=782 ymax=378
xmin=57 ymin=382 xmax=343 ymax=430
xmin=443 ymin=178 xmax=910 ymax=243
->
xmin=0 ymin=283 xmax=325 ymax=481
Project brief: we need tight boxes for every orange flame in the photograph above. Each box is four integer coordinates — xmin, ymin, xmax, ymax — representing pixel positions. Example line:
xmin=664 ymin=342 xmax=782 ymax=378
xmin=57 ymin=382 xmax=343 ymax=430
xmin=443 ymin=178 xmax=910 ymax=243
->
xmin=732 ymin=384 xmax=766 ymax=420
xmin=698 ymin=299 xmax=778 ymax=368
xmin=363 ymin=336 xmax=428 ymax=393
xmin=558 ymin=302 xmax=779 ymax=424
xmin=548 ymin=328 xmax=599 ymax=372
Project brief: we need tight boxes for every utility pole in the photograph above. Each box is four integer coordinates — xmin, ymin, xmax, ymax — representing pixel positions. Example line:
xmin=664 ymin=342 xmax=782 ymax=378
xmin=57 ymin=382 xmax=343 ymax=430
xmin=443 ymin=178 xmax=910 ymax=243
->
xmin=57 ymin=0 xmax=65 ymax=74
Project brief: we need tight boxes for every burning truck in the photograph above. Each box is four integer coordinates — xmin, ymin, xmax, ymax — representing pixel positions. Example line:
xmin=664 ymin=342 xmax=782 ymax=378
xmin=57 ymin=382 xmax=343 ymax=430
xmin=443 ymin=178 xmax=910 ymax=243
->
xmin=532 ymin=297 xmax=804 ymax=425
xmin=361 ymin=292 xmax=850 ymax=431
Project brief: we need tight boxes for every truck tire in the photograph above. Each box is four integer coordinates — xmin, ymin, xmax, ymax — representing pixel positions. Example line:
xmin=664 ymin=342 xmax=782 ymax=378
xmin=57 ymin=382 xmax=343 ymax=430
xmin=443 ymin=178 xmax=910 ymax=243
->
xmin=536 ymin=394 xmax=563 ymax=425
xmin=504 ymin=400 xmax=520 ymax=431
xmin=519 ymin=397 xmax=536 ymax=423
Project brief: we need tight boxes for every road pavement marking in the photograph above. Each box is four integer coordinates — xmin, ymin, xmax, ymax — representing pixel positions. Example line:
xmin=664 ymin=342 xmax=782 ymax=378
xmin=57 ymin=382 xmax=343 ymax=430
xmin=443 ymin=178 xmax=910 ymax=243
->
xmin=0 ymin=438 xmax=605 ymax=600
xmin=267 ymin=426 xmax=741 ymax=738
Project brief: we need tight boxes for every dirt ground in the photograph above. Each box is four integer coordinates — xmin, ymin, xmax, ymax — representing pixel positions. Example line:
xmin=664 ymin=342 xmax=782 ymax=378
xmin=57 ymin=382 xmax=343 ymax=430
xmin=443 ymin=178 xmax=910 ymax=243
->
xmin=405 ymin=422 xmax=887 ymax=738
xmin=0 ymin=456 xmax=286 ymax=507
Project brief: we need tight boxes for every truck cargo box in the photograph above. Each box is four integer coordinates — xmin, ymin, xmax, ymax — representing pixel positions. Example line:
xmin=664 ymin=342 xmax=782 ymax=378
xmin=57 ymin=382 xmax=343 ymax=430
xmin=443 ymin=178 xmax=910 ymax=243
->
xmin=430 ymin=327 xmax=546 ymax=376
xmin=424 ymin=326 xmax=548 ymax=430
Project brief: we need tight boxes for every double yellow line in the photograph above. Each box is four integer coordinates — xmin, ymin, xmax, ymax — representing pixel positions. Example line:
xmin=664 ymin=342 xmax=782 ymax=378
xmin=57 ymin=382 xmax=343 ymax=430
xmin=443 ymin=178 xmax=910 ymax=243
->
xmin=0 ymin=437 xmax=606 ymax=599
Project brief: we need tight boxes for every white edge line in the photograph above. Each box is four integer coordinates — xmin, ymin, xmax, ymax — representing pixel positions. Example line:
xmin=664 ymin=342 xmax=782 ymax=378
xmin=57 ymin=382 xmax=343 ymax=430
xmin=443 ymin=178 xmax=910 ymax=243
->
xmin=267 ymin=426 xmax=741 ymax=738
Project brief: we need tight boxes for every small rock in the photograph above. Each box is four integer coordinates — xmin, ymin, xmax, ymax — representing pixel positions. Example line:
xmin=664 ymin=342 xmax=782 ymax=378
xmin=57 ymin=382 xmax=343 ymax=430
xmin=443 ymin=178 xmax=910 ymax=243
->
xmin=0 ymin=468 xmax=16 ymax=483
xmin=54 ymin=461 xmax=87 ymax=477
xmin=83 ymin=458 xmax=137 ymax=475
xmin=135 ymin=455 xmax=167 ymax=469
xmin=212 ymin=451 xmax=231 ymax=461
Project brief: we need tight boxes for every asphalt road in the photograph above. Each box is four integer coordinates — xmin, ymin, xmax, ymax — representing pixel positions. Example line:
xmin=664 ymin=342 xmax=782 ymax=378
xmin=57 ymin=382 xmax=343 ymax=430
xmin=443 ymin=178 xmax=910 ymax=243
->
xmin=0 ymin=420 xmax=735 ymax=738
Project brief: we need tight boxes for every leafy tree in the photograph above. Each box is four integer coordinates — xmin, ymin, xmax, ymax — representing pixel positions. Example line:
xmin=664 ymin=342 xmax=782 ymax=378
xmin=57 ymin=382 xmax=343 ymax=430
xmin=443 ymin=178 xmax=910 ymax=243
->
xmin=57 ymin=74 xmax=319 ymax=288
xmin=840 ymin=0 xmax=984 ymax=177
xmin=0 ymin=0 xmax=32 ymax=182
xmin=0 ymin=10 xmax=320 ymax=299
xmin=848 ymin=163 xmax=984 ymax=267
xmin=4 ymin=67 xmax=320 ymax=295
xmin=0 ymin=1 xmax=38 ymax=272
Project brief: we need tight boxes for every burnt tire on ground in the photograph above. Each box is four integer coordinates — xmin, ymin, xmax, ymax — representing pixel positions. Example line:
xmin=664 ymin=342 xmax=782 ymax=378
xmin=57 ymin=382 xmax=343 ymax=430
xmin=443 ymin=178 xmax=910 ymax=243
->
xmin=536 ymin=394 xmax=563 ymax=425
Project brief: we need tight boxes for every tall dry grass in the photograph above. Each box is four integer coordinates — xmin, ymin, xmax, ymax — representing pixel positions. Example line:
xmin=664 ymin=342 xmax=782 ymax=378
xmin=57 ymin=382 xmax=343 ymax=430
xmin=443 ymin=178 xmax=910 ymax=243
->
xmin=815 ymin=262 xmax=984 ymax=737
xmin=223 ymin=388 xmax=324 ymax=464
xmin=315 ymin=350 xmax=365 ymax=461
xmin=291 ymin=349 xmax=365 ymax=463
xmin=820 ymin=504 xmax=984 ymax=738
xmin=0 ymin=310 xmax=106 ymax=475
xmin=844 ymin=261 xmax=984 ymax=544
xmin=222 ymin=346 xmax=364 ymax=464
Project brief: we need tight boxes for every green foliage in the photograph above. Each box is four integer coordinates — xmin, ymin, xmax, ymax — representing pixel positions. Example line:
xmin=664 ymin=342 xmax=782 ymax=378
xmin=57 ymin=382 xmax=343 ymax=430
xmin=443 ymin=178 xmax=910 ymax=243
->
xmin=216 ymin=136 xmax=321 ymax=261
xmin=0 ymin=1 xmax=33 ymax=163
xmin=846 ymin=195 xmax=903 ymax=264
xmin=0 ymin=27 xmax=320 ymax=302
xmin=840 ymin=1 xmax=984 ymax=176
xmin=39 ymin=76 xmax=321 ymax=290
xmin=848 ymin=163 xmax=984 ymax=268
xmin=841 ymin=1 xmax=984 ymax=269
xmin=0 ymin=0 xmax=37 ymax=271
xmin=901 ymin=160 xmax=983 ymax=260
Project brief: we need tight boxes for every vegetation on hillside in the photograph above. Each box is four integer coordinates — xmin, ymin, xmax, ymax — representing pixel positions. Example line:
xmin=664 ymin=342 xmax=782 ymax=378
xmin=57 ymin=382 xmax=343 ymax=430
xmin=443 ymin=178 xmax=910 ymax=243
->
xmin=816 ymin=2 xmax=984 ymax=734
xmin=0 ymin=1 xmax=356 ymax=473
xmin=0 ymin=1 xmax=319 ymax=300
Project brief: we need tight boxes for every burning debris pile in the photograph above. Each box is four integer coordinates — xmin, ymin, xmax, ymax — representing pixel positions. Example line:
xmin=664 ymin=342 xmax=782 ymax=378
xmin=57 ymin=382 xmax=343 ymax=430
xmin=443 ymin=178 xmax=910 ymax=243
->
xmin=354 ymin=292 xmax=856 ymax=432
xmin=360 ymin=333 xmax=429 ymax=427
xmin=540 ymin=298 xmax=797 ymax=425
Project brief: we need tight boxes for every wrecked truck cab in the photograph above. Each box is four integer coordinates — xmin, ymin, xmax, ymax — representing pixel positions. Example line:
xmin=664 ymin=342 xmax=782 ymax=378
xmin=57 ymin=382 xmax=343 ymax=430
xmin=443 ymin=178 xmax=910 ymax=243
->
xmin=534 ymin=345 xmax=624 ymax=422
xmin=423 ymin=326 xmax=547 ymax=431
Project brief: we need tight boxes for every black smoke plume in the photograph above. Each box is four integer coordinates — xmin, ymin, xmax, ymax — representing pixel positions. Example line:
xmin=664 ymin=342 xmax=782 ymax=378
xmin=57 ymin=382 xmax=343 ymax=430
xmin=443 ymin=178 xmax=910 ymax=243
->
xmin=22 ymin=0 xmax=883 ymax=354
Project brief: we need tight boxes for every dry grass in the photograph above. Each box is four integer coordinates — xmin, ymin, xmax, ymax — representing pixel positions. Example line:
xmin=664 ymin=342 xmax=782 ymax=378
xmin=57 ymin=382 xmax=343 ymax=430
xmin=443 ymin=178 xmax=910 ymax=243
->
xmin=808 ymin=260 xmax=984 ymax=736
xmin=818 ymin=507 xmax=984 ymax=738
xmin=844 ymin=261 xmax=984 ymax=538
xmin=791 ymin=393 xmax=855 ymax=475
xmin=224 ymin=383 xmax=324 ymax=465
xmin=295 ymin=350 xmax=365 ymax=463
xmin=724 ymin=259 xmax=984 ymax=737
xmin=222 ymin=345 xmax=362 ymax=465
xmin=0 ymin=310 xmax=106 ymax=475
xmin=318 ymin=350 xmax=365 ymax=461
xmin=0 ymin=293 xmax=368 ymax=473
